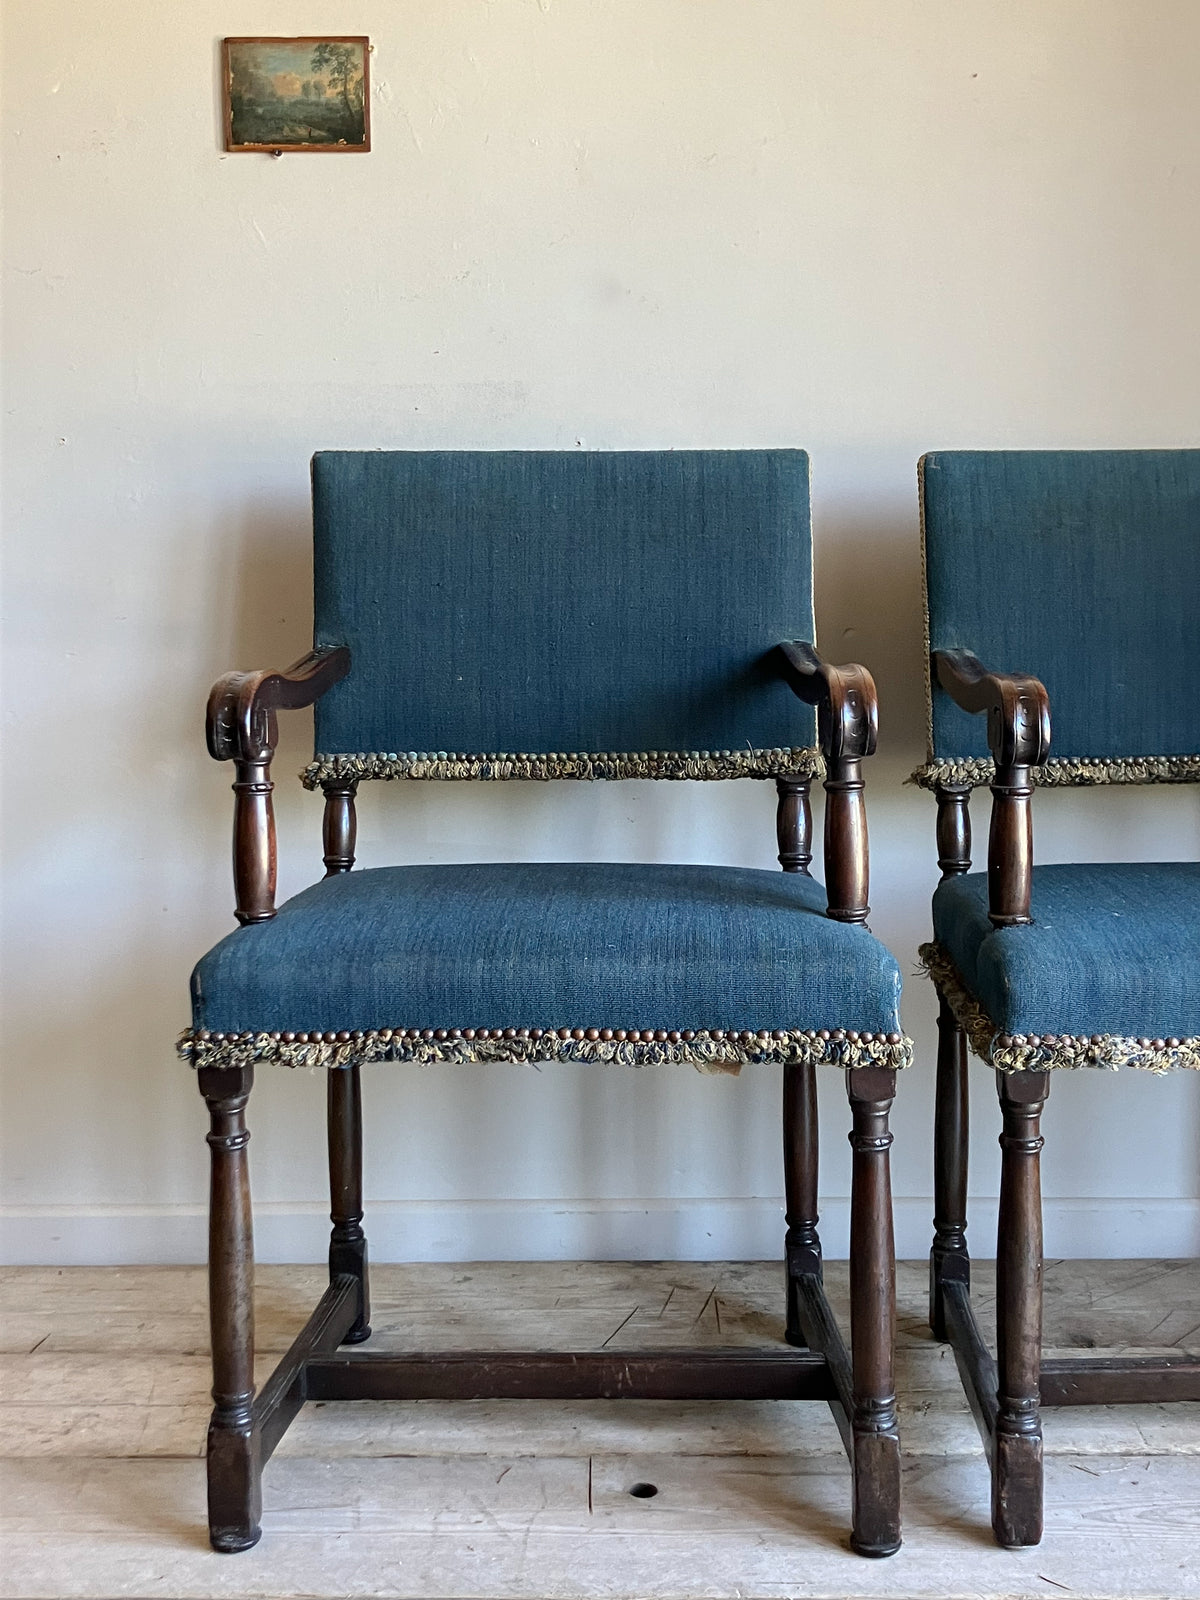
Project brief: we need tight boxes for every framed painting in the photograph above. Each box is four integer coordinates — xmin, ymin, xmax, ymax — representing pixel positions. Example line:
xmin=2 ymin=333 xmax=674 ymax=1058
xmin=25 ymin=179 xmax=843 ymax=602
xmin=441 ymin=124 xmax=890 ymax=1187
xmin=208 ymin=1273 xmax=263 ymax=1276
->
xmin=223 ymin=37 xmax=370 ymax=153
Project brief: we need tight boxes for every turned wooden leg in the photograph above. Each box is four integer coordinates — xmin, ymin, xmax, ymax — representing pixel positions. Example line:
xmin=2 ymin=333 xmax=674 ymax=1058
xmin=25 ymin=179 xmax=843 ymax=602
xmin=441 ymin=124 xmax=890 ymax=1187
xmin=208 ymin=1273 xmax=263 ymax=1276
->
xmin=846 ymin=1065 xmax=901 ymax=1557
xmin=199 ymin=1064 xmax=262 ymax=1553
xmin=930 ymin=992 xmax=970 ymax=1338
xmin=328 ymin=1063 xmax=371 ymax=1343
xmin=992 ymin=1068 xmax=1049 ymax=1548
xmin=783 ymin=1059 xmax=821 ymax=1345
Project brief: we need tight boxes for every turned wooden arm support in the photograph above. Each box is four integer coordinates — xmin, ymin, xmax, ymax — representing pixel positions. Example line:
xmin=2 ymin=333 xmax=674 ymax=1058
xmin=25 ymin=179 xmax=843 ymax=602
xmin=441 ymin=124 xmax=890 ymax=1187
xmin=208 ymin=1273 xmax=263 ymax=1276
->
xmin=206 ymin=647 xmax=350 ymax=924
xmin=932 ymin=648 xmax=1051 ymax=927
xmin=776 ymin=640 xmax=879 ymax=925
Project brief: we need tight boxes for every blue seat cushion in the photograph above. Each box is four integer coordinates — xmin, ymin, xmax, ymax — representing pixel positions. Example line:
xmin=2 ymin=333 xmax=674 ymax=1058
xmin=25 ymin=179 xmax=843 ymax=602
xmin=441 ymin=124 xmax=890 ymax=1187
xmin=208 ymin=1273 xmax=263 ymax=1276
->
xmin=932 ymin=863 xmax=1200 ymax=1046
xmin=187 ymin=862 xmax=907 ymax=1071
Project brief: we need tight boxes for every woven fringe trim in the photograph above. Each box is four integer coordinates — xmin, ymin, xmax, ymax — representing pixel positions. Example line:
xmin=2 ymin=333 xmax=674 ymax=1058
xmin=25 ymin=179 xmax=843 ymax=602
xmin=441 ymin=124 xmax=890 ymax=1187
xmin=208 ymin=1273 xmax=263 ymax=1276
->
xmin=301 ymin=746 xmax=824 ymax=789
xmin=178 ymin=1025 xmax=912 ymax=1076
xmin=910 ymin=753 xmax=1200 ymax=791
xmin=918 ymin=941 xmax=1200 ymax=1075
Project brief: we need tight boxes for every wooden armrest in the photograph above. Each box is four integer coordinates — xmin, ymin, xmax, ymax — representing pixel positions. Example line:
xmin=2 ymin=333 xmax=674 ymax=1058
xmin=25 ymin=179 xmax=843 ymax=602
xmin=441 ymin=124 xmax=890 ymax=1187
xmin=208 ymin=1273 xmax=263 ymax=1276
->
xmin=931 ymin=649 xmax=1051 ymax=927
xmin=932 ymin=649 xmax=1049 ymax=770
xmin=207 ymin=647 xmax=351 ymax=764
xmin=775 ymin=641 xmax=879 ymax=925
xmin=777 ymin=640 xmax=878 ymax=762
xmin=205 ymin=647 xmax=350 ymax=926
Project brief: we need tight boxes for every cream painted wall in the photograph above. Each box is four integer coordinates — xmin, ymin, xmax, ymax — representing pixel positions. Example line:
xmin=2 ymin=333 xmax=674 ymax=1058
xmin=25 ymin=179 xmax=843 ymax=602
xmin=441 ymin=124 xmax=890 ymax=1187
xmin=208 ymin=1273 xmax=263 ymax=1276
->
xmin=3 ymin=0 xmax=1198 ymax=1264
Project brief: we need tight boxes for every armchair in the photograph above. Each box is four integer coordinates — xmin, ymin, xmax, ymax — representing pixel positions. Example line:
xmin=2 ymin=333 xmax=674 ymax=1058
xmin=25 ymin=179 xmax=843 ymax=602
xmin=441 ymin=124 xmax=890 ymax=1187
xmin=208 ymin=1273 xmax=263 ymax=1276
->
xmin=915 ymin=449 xmax=1200 ymax=1547
xmin=181 ymin=449 xmax=911 ymax=1556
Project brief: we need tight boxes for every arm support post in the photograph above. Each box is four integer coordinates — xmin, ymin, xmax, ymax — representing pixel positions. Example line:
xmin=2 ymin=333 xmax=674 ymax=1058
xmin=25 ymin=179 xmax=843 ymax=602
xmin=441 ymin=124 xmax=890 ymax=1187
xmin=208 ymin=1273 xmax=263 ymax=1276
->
xmin=777 ymin=641 xmax=878 ymax=924
xmin=207 ymin=647 xmax=350 ymax=924
xmin=932 ymin=650 xmax=1050 ymax=927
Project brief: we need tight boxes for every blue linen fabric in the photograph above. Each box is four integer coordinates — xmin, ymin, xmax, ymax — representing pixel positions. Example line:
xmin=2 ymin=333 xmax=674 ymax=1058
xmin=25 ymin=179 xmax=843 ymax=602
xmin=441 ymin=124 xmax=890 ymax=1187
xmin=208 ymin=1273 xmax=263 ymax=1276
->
xmin=921 ymin=450 xmax=1200 ymax=763
xmin=311 ymin=450 xmax=817 ymax=761
xmin=933 ymin=863 xmax=1200 ymax=1039
xmin=191 ymin=862 xmax=904 ymax=1040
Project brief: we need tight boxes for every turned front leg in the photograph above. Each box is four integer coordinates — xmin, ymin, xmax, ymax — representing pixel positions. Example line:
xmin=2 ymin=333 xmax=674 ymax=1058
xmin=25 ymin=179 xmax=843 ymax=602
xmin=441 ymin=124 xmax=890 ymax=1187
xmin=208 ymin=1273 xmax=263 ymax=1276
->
xmin=199 ymin=1064 xmax=262 ymax=1553
xmin=993 ymin=1068 xmax=1049 ymax=1547
xmin=783 ymin=1060 xmax=821 ymax=1345
xmin=846 ymin=1065 xmax=901 ymax=1557
xmin=328 ymin=1063 xmax=371 ymax=1343
xmin=930 ymin=994 xmax=970 ymax=1337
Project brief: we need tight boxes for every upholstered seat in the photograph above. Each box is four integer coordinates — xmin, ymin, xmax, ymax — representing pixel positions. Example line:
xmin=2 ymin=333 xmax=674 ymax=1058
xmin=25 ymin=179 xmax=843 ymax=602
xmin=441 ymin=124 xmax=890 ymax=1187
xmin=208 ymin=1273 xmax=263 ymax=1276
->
xmin=931 ymin=863 xmax=1200 ymax=1069
xmin=189 ymin=861 xmax=906 ymax=1068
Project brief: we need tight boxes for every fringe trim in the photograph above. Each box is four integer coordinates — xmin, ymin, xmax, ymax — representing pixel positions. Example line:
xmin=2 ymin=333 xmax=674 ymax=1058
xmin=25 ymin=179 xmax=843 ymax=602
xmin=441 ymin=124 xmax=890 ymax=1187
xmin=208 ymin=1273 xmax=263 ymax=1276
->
xmin=918 ymin=941 xmax=1200 ymax=1074
xmin=301 ymin=746 xmax=824 ymax=789
xmin=178 ymin=1024 xmax=912 ymax=1076
xmin=910 ymin=753 xmax=1200 ymax=791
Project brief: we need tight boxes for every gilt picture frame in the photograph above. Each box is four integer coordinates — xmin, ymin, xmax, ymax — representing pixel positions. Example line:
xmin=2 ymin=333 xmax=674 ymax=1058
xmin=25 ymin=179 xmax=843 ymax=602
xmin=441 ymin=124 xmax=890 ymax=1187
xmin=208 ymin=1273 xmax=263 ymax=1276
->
xmin=222 ymin=37 xmax=371 ymax=153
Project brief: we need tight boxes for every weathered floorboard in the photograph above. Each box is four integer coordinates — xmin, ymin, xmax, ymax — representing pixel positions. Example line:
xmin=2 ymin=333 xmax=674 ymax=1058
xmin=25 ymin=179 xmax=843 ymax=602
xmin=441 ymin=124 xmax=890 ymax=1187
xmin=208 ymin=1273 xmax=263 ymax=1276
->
xmin=1 ymin=1261 xmax=1198 ymax=1598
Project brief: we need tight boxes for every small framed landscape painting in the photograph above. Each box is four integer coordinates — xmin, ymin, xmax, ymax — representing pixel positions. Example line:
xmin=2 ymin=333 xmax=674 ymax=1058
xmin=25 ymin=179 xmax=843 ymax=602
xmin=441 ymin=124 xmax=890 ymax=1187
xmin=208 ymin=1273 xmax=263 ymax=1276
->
xmin=223 ymin=37 xmax=370 ymax=152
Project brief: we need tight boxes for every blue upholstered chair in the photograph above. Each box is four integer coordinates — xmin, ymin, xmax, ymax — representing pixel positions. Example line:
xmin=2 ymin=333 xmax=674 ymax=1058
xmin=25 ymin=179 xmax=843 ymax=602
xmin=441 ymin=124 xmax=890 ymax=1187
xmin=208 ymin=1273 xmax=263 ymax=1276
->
xmin=183 ymin=450 xmax=912 ymax=1557
xmin=915 ymin=449 xmax=1200 ymax=1547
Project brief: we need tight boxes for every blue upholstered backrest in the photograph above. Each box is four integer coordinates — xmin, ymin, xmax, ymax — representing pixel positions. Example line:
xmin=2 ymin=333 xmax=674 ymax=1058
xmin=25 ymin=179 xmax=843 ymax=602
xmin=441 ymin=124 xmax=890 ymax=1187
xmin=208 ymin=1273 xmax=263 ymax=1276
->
xmin=310 ymin=451 xmax=817 ymax=776
xmin=922 ymin=450 xmax=1200 ymax=767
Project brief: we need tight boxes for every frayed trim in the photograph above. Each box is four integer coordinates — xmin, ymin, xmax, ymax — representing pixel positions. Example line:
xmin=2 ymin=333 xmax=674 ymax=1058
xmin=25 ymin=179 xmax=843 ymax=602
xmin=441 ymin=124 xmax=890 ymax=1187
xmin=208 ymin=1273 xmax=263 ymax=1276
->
xmin=178 ymin=1024 xmax=912 ymax=1076
xmin=910 ymin=754 xmax=1200 ymax=791
xmin=301 ymin=746 xmax=824 ymax=789
xmin=918 ymin=941 xmax=1200 ymax=1074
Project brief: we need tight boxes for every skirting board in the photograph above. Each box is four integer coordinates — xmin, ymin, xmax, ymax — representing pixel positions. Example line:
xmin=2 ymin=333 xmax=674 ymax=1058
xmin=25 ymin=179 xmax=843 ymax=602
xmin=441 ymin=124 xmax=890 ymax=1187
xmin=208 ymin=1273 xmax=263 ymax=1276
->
xmin=2 ymin=1196 xmax=1197 ymax=1266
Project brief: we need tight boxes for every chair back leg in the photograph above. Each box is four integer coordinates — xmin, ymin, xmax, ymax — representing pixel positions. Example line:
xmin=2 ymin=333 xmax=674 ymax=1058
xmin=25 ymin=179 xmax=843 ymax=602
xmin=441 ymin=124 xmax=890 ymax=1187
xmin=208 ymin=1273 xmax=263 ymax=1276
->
xmin=328 ymin=1062 xmax=371 ymax=1342
xmin=783 ymin=1059 xmax=822 ymax=1345
xmin=930 ymin=994 xmax=971 ymax=1337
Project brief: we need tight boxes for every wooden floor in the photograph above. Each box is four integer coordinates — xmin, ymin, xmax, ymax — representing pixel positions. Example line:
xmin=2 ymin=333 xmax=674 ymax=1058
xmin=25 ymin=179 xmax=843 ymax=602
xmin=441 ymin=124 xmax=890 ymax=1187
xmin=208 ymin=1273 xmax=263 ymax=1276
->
xmin=1 ymin=1259 xmax=1198 ymax=1599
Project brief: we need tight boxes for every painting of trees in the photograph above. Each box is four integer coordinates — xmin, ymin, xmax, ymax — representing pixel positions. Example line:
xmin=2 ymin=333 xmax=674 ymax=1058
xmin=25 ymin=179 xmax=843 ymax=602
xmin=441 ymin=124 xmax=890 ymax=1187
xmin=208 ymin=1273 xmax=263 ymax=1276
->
xmin=309 ymin=42 xmax=364 ymax=122
xmin=224 ymin=38 xmax=370 ymax=151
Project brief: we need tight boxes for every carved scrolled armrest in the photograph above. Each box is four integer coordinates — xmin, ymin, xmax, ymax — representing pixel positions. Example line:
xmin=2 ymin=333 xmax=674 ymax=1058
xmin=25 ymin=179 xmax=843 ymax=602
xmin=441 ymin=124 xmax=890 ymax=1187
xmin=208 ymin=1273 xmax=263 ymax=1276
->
xmin=932 ymin=650 xmax=1050 ymax=771
xmin=932 ymin=648 xmax=1051 ymax=927
xmin=206 ymin=647 xmax=351 ymax=925
xmin=776 ymin=640 xmax=879 ymax=924
xmin=778 ymin=640 xmax=879 ymax=762
xmin=207 ymin=648 xmax=351 ymax=764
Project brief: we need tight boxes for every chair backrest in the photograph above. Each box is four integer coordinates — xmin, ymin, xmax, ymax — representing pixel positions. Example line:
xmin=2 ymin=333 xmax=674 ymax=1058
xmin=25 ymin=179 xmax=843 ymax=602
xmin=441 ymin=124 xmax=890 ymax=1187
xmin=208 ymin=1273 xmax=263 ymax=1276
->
xmin=920 ymin=449 xmax=1200 ymax=784
xmin=307 ymin=450 xmax=818 ymax=784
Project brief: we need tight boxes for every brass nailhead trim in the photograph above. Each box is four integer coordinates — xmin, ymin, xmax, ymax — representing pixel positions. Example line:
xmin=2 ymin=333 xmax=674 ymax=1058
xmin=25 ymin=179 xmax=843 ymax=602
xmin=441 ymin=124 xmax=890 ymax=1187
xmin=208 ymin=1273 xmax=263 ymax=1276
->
xmin=919 ymin=941 xmax=1200 ymax=1074
xmin=179 ymin=1023 xmax=913 ymax=1076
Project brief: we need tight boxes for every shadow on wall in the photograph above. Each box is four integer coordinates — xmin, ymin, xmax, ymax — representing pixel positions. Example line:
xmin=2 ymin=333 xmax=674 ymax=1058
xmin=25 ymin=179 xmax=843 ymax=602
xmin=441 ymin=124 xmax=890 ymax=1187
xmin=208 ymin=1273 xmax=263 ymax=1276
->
xmin=812 ymin=505 xmax=930 ymax=766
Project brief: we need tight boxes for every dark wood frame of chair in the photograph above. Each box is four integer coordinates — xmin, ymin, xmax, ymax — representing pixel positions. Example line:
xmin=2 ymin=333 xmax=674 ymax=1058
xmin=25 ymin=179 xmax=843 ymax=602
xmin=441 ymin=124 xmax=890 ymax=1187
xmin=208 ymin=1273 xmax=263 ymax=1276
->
xmin=196 ymin=639 xmax=903 ymax=1558
xmin=926 ymin=647 xmax=1200 ymax=1548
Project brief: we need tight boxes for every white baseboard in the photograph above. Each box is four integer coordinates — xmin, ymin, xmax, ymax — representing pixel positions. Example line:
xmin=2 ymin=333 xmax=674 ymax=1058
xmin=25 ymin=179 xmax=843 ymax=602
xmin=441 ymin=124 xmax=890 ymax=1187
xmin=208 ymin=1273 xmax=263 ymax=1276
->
xmin=2 ymin=1196 xmax=1196 ymax=1265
